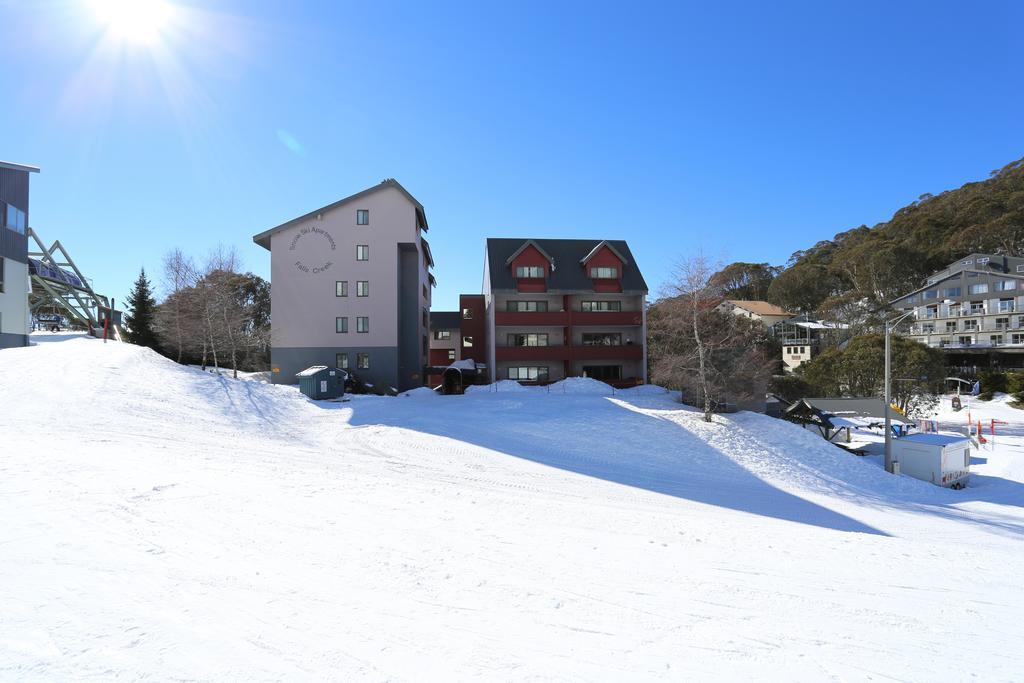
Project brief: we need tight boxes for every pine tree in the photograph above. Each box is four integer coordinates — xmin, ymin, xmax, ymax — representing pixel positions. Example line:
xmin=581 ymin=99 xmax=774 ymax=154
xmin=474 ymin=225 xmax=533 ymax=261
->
xmin=125 ymin=268 xmax=159 ymax=349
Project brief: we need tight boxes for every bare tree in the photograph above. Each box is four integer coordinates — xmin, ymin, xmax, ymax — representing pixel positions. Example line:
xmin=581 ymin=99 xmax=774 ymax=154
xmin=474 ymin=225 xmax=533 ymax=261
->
xmin=648 ymin=254 xmax=775 ymax=422
xmin=156 ymin=248 xmax=197 ymax=363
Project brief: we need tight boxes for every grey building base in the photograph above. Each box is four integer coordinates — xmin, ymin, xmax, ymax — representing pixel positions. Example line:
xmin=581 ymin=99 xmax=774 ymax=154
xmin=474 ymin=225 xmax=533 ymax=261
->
xmin=272 ymin=345 xmax=423 ymax=392
xmin=0 ymin=332 xmax=29 ymax=350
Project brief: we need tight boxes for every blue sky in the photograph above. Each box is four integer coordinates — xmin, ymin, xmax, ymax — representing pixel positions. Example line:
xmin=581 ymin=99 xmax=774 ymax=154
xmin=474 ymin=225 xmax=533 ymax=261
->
xmin=1 ymin=0 xmax=1022 ymax=310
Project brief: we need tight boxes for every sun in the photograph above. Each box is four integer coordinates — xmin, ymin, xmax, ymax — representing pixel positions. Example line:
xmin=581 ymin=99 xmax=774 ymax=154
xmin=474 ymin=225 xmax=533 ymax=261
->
xmin=89 ymin=0 xmax=173 ymax=46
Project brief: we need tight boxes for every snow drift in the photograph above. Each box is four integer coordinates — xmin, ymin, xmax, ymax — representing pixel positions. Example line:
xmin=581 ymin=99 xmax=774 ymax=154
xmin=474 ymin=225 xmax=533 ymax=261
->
xmin=1 ymin=336 xmax=1023 ymax=680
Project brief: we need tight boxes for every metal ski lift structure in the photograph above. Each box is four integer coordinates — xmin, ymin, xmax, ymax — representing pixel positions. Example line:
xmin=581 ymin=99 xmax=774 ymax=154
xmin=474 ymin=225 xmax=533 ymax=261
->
xmin=27 ymin=227 xmax=123 ymax=340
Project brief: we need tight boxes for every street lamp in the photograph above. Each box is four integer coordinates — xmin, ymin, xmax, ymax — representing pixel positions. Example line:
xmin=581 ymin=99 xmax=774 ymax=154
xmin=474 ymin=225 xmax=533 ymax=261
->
xmin=884 ymin=298 xmax=954 ymax=473
xmin=884 ymin=309 xmax=915 ymax=473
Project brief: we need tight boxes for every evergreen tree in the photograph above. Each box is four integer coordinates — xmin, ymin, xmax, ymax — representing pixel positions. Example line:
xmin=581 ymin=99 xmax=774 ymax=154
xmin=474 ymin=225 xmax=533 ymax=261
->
xmin=125 ymin=268 xmax=159 ymax=349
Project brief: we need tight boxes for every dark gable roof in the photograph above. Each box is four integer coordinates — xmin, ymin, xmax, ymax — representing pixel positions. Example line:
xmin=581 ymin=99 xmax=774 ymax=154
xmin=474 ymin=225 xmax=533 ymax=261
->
xmin=430 ymin=311 xmax=461 ymax=329
xmin=252 ymin=178 xmax=426 ymax=250
xmin=487 ymin=238 xmax=648 ymax=293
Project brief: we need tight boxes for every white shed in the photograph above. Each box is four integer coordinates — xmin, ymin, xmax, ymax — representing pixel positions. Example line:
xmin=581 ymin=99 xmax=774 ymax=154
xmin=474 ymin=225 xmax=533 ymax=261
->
xmin=891 ymin=433 xmax=971 ymax=488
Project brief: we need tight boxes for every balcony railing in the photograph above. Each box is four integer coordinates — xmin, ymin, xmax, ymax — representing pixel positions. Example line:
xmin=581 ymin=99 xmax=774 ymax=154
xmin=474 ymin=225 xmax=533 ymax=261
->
xmin=494 ymin=344 xmax=644 ymax=362
xmin=494 ymin=310 xmax=644 ymax=327
xmin=495 ymin=311 xmax=570 ymax=326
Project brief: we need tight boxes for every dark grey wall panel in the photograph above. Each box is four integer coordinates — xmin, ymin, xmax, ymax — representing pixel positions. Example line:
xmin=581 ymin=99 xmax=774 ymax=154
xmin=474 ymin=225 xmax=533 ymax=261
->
xmin=271 ymin=345 xmax=399 ymax=389
xmin=0 ymin=168 xmax=30 ymax=263
xmin=0 ymin=332 xmax=29 ymax=349
xmin=396 ymin=243 xmax=421 ymax=392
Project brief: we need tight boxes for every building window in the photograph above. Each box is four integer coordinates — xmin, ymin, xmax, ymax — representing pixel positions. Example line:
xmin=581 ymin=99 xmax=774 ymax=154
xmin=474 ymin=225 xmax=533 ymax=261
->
xmin=357 ymin=353 xmax=370 ymax=369
xmin=582 ymin=365 xmax=621 ymax=381
xmin=942 ymin=287 xmax=961 ymax=297
xmin=1 ymin=202 xmax=26 ymax=234
xmin=0 ymin=256 xmax=4 ymax=294
xmin=968 ymin=283 xmax=988 ymax=295
xmin=945 ymin=321 xmax=957 ymax=332
xmin=357 ymin=245 xmax=369 ymax=261
xmin=1017 ymin=265 xmax=1024 ymax=273
xmin=922 ymin=290 xmax=938 ymax=300
xmin=356 ymin=281 xmax=369 ymax=297
xmin=336 ymin=353 xmax=349 ymax=369
xmin=434 ymin=329 xmax=451 ymax=340
xmin=336 ymin=317 xmax=348 ymax=333
xmin=463 ymin=336 xmax=474 ymax=347
xmin=423 ymin=284 xmax=428 ymax=300
xmin=335 ymin=281 xmax=348 ymax=297
xmin=969 ymin=302 xmax=985 ymax=315
xmin=581 ymin=300 xmax=622 ymax=312
xmin=997 ymin=280 xmax=1017 ymax=291
xmin=462 ymin=308 xmax=473 ymax=319
xmin=978 ymin=257 xmax=990 ymax=264
xmin=356 ymin=209 xmax=369 ymax=225
xmin=356 ymin=316 xmax=369 ymax=333
xmin=508 ymin=333 xmax=548 ymax=347
xmin=506 ymin=300 xmax=549 ymax=312
xmin=445 ymin=349 xmax=455 ymax=361
xmin=515 ymin=265 xmax=544 ymax=278
xmin=1013 ymin=334 xmax=1024 ymax=345
xmin=991 ymin=335 xmax=1004 ymax=346
xmin=508 ymin=366 xmax=548 ymax=381
xmin=590 ymin=266 xmax=618 ymax=279
xmin=582 ymin=332 xmax=621 ymax=346
xmin=963 ymin=319 xmax=978 ymax=331
xmin=958 ymin=335 xmax=973 ymax=346
xmin=999 ymin=299 xmax=1015 ymax=313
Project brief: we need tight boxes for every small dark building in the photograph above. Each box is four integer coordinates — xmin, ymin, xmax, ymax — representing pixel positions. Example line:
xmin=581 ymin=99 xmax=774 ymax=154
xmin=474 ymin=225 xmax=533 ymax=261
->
xmin=296 ymin=365 xmax=347 ymax=400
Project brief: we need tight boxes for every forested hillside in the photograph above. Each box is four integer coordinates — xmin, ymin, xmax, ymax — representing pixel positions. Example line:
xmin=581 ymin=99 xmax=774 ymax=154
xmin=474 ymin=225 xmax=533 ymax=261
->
xmin=715 ymin=157 xmax=1024 ymax=320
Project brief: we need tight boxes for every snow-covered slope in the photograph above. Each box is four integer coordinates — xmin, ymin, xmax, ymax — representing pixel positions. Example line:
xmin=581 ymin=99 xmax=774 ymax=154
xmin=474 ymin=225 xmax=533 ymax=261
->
xmin=2 ymin=337 xmax=1023 ymax=680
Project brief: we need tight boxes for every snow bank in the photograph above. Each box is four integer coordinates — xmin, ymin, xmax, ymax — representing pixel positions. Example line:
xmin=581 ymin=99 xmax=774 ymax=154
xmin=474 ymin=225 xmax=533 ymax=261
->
xmin=2 ymin=337 xmax=1024 ymax=680
xmin=400 ymin=386 xmax=438 ymax=398
xmin=548 ymin=376 xmax=614 ymax=394
xmin=464 ymin=379 xmax=540 ymax=393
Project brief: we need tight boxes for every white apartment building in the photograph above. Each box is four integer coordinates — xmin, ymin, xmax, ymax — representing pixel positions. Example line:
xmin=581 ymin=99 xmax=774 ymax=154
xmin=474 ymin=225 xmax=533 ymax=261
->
xmin=892 ymin=253 xmax=1024 ymax=369
xmin=253 ymin=179 xmax=433 ymax=390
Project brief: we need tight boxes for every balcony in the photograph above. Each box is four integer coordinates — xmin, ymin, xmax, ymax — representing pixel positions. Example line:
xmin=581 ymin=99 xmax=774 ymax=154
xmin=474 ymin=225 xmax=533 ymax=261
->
xmin=572 ymin=311 xmax=643 ymax=326
xmin=494 ymin=344 xmax=644 ymax=362
xmin=572 ymin=344 xmax=643 ymax=361
xmin=495 ymin=311 xmax=570 ymax=326
xmin=496 ymin=345 xmax=570 ymax=361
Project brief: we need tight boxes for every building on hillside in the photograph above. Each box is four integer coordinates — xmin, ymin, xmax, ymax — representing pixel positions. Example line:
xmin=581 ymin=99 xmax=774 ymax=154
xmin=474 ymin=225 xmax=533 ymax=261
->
xmin=0 ymin=160 xmax=40 ymax=349
xmin=716 ymin=299 xmax=794 ymax=328
xmin=890 ymin=253 xmax=1024 ymax=372
xmin=772 ymin=314 xmax=849 ymax=372
xmin=480 ymin=238 xmax=648 ymax=387
xmin=253 ymin=179 xmax=434 ymax=391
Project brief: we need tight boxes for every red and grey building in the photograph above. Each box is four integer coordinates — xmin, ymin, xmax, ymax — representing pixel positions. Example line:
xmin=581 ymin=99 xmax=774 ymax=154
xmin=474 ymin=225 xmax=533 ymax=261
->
xmin=430 ymin=238 xmax=648 ymax=387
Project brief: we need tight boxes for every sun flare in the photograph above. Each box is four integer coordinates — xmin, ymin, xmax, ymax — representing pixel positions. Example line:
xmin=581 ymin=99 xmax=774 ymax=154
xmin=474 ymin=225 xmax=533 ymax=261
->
xmin=89 ymin=0 xmax=173 ymax=46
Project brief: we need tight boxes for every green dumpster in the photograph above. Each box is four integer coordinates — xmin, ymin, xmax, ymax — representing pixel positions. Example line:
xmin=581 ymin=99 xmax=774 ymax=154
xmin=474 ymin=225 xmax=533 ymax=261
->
xmin=296 ymin=365 xmax=347 ymax=400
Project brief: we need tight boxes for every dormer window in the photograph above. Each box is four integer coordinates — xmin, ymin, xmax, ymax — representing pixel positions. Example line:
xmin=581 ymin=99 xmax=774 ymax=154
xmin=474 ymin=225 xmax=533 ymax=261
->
xmin=516 ymin=266 xmax=544 ymax=278
xmin=589 ymin=266 xmax=618 ymax=279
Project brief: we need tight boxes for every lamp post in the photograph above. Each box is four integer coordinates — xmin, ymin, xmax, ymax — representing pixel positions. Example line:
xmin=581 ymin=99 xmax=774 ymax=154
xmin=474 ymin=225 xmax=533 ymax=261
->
xmin=884 ymin=299 xmax=953 ymax=473
xmin=883 ymin=310 xmax=915 ymax=473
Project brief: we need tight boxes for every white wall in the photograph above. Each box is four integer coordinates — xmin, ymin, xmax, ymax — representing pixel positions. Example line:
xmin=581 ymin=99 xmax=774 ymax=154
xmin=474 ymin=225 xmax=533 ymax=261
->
xmin=269 ymin=185 xmax=423 ymax=349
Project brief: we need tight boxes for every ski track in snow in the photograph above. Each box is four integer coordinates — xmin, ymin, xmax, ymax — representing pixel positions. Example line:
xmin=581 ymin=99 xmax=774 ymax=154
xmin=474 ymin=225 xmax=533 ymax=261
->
xmin=1 ymin=336 xmax=1024 ymax=680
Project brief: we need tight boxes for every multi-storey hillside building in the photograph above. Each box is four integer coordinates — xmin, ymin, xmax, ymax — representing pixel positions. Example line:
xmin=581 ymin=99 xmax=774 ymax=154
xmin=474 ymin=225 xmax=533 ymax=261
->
xmin=253 ymin=179 xmax=434 ymax=391
xmin=892 ymin=253 xmax=1024 ymax=370
xmin=0 ymin=160 xmax=40 ymax=349
xmin=481 ymin=238 xmax=648 ymax=386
